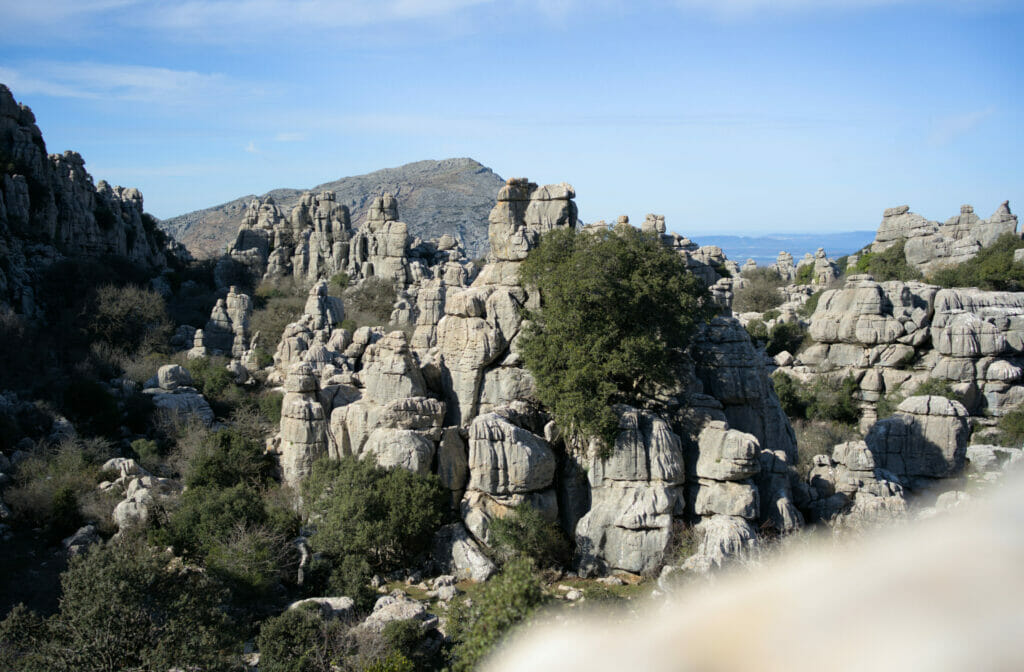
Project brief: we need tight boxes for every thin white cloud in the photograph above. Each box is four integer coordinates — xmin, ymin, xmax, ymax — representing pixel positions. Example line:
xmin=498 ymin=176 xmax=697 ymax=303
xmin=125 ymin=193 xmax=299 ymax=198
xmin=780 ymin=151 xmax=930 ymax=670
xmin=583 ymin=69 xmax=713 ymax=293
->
xmin=244 ymin=140 xmax=260 ymax=154
xmin=667 ymin=0 xmax=1005 ymax=18
xmin=927 ymin=107 xmax=996 ymax=147
xmin=0 ymin=62 xmax=247 ymax=106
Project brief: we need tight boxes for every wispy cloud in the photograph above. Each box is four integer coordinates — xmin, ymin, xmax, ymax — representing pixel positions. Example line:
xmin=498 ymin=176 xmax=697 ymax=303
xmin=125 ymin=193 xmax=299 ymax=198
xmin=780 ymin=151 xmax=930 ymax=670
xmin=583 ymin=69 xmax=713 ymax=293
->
xmin=0 ymin=62 xmax=247 ymax=106
xmin=667 ymin=0 xmax=1005 ymax=19
xmin=927 ymin=107 xmax=996 ymax=147
xmin=244 ymin=140 xmax=260 ymax=154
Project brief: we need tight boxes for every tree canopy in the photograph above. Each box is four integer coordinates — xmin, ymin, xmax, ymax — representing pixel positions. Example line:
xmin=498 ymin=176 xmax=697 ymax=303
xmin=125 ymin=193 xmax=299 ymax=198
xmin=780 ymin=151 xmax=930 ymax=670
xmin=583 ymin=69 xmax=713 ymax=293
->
xmin=518 ymin=226 xmax=714 ymax=448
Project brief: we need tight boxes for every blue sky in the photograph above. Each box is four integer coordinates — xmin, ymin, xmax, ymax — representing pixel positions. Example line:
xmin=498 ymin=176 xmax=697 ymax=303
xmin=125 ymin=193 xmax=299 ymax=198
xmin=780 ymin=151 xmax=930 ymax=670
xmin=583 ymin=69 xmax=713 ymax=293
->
xmin=0 ymin=0 xmax=1021 ymax=237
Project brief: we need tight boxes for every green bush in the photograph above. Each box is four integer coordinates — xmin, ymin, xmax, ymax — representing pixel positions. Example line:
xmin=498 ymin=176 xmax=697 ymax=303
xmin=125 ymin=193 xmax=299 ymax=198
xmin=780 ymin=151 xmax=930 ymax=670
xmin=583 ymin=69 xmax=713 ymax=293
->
xmin=996 ymin=405 xmax=1024 ymax=446
xmin=259 ymin=390 xmax=285 ymax=424
xmin=301 ymin=457 xmax=447 ymax=606
xmin=184 ymin=356 xmax=235 ymax=401
xmin=799 ymin=289 xmax=823 ymax=317
xmin=795 ymin=263 xmax=814 ymax=285
xmin=765 ymin=321 xmax=807 ymax=357
xmin=487 ymin=504 xmax=571 ymax=569
xmin=732 ymin=267 xmax=785 ymax=313
xmin=21 ymin=538 xmax=239 ymax=671
xmin=257 ymin=606 xmax=329 ymax=672
xmin=792 ymin=419 xmax=861 ymax=478
xmin=184 ymin=426 xmax=276 ymax=489
xmin=330 ymin=272 xmax=350 ymax=293
xmin=772 ymin=371 xmax=806 ymax=419
xmin=772 ymin=372 xmax=860 ymax=426
xmin=446 ymin=557 xmax=546 ymax=672
xmin=854 ymin=239 xmax=922 ymax=282
xmin=251 ymin=281 xmax=308 ymax=364
xmin=518 ymin=226 xmax=713 ymax=448
xmin=342 ymin=276 xmax=398 ymax=330
xmin=928 ymin=232 xmax=1024 ymax=291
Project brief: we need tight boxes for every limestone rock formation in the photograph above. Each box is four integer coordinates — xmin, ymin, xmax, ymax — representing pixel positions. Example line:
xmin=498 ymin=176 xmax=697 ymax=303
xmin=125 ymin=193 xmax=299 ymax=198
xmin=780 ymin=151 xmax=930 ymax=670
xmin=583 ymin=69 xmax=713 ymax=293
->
xmin=864 ymin=395 xmax=969 ymax=486
xmin=872 ymin=202 xmax=1018 ymax=274
xmin=0 ymin=84 xmax=177 ymax=315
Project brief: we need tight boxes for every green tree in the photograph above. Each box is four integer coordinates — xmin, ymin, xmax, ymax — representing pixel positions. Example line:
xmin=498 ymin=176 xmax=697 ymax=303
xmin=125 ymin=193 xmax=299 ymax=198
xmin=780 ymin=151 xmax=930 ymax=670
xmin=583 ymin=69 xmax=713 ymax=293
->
xmin=301 ymin=457 xmax=447 ymax=609
xmin=733 ymin=267 xmax=785 ymax=313
xmin=28 ymin=538 xmax=239 ymax=671
xmin=518 ymin=226 xmax=713 ymax=448
xmin=487 ymin=503 xmax=571 ymax=569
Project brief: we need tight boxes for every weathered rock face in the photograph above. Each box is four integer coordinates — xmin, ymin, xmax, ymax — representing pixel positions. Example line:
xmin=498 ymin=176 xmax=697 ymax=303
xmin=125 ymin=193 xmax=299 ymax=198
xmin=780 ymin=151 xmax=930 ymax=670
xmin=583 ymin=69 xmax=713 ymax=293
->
xmin=864 ymin=396 xmax=969 ymax=485
xmin=872 ymin=202 xmax=1018 ymax=274
xmin=804 ymin=440 xmax=907 ymax=526
xmin=265 ymin=175 xmax=807 ymax=576
xmin=0 ymin=84 xmax=176 ymax=315
xmin=276 ymin=363 xmax=329 ymax=487
xmin=576 ymin=407 xmax=686 ymax=575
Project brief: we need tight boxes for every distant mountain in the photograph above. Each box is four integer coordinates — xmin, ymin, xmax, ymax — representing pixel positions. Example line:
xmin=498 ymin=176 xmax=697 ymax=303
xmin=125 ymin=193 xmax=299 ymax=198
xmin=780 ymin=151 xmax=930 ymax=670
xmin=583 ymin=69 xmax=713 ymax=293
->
xmin=161 ymin=158 xmax=506 ymax=259
xmin=691 ymin=231 xmax=877 ymax=266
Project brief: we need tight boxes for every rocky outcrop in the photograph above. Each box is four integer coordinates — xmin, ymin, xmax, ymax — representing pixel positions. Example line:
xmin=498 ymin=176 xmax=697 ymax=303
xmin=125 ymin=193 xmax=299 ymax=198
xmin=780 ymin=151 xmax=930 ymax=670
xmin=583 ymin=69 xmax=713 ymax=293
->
xmin=804 ymin=440 xmax=907 ymax=526
xmin=872 ymin=202 xmax=1018 ymax=274
xmin=275 ymin=363 xmax=329 ymax=487
xmin=575 ymin=407 xmax=686 ymax=575
xmin=864 ymin=395 xmax=969 ymax=486
xmin=0 ymin=84 xmax=176 ymax=314
xmin=142 ymin=364 xmax=215 ymax=426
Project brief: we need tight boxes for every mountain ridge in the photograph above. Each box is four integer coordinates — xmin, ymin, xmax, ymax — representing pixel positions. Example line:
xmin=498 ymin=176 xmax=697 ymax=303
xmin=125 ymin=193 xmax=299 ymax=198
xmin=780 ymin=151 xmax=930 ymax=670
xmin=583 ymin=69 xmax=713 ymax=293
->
xmin=161 ymin=157 xmax=506 ymax=259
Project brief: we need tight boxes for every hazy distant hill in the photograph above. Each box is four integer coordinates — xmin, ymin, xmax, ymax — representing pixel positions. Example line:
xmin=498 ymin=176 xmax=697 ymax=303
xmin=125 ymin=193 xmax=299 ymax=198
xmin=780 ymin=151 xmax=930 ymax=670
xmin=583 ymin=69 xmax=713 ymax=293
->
xmin=161 ymin=158 xmax=506 ymax=259
xmin=692 ymin=231 xmax=877 ymax=266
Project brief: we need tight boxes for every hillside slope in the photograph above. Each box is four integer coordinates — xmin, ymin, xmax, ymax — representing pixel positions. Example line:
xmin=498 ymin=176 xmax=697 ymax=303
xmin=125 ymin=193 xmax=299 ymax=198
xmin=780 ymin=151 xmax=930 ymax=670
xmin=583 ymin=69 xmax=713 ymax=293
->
xmin=162 ymin=158 xmax=505 ymax=259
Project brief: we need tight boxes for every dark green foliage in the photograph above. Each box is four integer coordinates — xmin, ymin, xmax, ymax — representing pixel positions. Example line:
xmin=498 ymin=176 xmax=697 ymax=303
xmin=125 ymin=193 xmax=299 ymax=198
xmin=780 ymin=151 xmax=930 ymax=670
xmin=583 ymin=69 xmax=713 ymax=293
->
xmin=161 ymin=484 xmax=268 ymax=556
xmin=792 ymin=419 xmax=861 ymax=478
xmin=302 ymin=457 xmax=448 ymax=578
xmin=330 ymin=272 xmax=350 ymax=292
xmin=257 ymin=606 xmax=329 ymax=672
xmin=854 ymin=239 xmax=922 ymax=281
xmin=19 ymin=538 xmax=239 ymax=671
xmin=997 ymin=405 xmax=1024 ymax=446
xmin=928 ymin=232 xmax=1024 ymax=291
xmin=487 ymin=504 xmax=571 ymax=569
xmin=184 ymin=355 xmax=235 ymax=402
xmin=518 ymin=226 xmax=713 ymax=448
xmin=251 ymin=281 xmax=308 ymax=364
xmin=773 ymin=372 xmax=860 ymax=425
xmin=733 ymin=267 xmax=784 ymax=313
xmin=446 ymin=557 xmax=546 ymax=672
xmin=62 ymin=378 xmax=121 ymax=436
xmin=764 ymin=321 xmax=807 ymax=357
xmin=259 ymin=390 xmax=285 ymax=424
xmin=326 ymin=555 xmax=378 ymax=613
xmin=184 ymin=426 xmax=276 ymax=489
xmin=795 ymin=263 xmax=814 ymax=285
xmin=835 ymin=255 xmax=850 ymax=275
xmin=0 ymin=603 xmax=48 ymax=671
xmin=800 ymin=289 xmax=823 ymax=317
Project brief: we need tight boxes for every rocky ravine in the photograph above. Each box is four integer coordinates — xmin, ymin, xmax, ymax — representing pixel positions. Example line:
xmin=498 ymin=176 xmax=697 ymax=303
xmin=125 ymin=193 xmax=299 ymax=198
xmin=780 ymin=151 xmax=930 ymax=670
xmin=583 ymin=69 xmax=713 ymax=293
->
xmin=161 ymin=158 xmax=506 ymax=260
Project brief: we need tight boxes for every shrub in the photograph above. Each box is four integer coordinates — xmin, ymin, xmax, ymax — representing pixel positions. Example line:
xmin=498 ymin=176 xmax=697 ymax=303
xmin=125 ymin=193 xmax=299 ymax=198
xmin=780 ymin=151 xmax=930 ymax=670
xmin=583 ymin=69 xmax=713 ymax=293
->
xmin=996 ymin=405 xmax=1024 ymax=446
xmin=256 ymin=606 xmax=355 ymax=672
xmin=792 ymin=419 xmax=861 ymax=478
xmin=772 ymin=371 xmax=807 ymax=418
xmin=330 ymin=272 xmax=350 ymax=293
xmin=487 ymin=504 xmax=571 ymax=569
xmin=795 ymin=263 xmax=814 ymax=285
xmin=342 ymin=276 xmax=398 ymax=330
xmin=854 ymin=239 xmax=922 ymax=282
xmin=799 ymin=289 xmax=823 ymax=317
xmin=765 ymin=321 xmax=807 ymax=357
xmin=184 ymin=356 xmax=235 ymax=401
xmin=301 ymin=457 xmax=448 ymax=604
xmin=184 ymin=426 xmax=276 ymax=489
xmin=251 ymin=283 xmax=308 ymax=364
xmin=928 ymin=232 xmax=1024 ymax=291
xmin=733 ymin=267 xmax=784 ymax=313
xmin=446 ymin=557 xmax=546 ymax=672
xmin=805 ymin=375 xmax=861 ymax=425
xmin=88 ymin=284 xmax=172 ymax=355
xmin=205 ymin=522 xmax=297 ymax=602
xmin=31 ymin=538 xmax=240 ymax=671
xmin=518 ymin=226 xmax=713 ymax=449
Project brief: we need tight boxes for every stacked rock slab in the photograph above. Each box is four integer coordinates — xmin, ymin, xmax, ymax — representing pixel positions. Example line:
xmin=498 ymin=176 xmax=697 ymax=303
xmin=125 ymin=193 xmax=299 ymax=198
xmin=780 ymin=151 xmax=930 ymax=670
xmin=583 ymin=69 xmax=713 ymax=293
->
xmin=872 ymin=202 xmax=1018 ymax=275
xmin=804 ymin=439 xmax=907 ymax=526
xmin=575 ymin=407 xmax=686 ymax=575
xmin=277 ymin=362 xmax=329 ymax=487
xmin=864 ymin=395 xmax=969 ymax=489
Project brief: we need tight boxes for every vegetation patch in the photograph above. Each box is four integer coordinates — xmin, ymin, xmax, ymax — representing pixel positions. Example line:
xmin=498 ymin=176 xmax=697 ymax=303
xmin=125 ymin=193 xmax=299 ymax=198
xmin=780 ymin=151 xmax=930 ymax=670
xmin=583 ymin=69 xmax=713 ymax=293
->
xmin=928 ymin=232 xmax=1024 ymax=291
xmin=518 ymin=226 xmax=713 ymax=450
xmin=853 ymin=239 xmax=922 ymax=282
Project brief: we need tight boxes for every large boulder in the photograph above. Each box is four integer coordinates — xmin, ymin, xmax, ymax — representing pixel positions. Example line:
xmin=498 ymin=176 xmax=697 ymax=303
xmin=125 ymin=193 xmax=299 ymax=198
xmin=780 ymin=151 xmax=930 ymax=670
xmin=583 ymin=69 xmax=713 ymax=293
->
xmin=865 ymin=396 xmax=969 ymax=483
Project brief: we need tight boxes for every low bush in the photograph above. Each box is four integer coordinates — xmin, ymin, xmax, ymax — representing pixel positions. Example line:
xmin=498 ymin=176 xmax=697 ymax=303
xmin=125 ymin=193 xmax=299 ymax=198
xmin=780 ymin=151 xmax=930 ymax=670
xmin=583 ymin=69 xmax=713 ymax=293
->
xmin=928 ymin=232 xmax=1024 ymax=291
xmin=487 ymin=504 xmax=571 ymax=569
xmin=799 ymin=289 xmax=823 ymax=317
xmin=773 ymin=372 xmax=860 ymax=425
xmin=795 ymin=263 xmax=815 ymax=285
xmin=792 ymin=419 xmax=861 ymax=478
xmin=854 ymin=239 xmax=922 ymax=282
xmin=87 ymin=284 xmax=172 ymax=355
xmin=341 ymin=277 xmax=399 ymax=331
xmin=747 ymin=321 xmax=807 ymax=357
xmin=301 ymin=457 xmax=448 ymax=610
xmin=446 ymin=557 xmax=547 ymax=672
xmin=996 ymin=405 xmax=1024 ymax=446
xmin=732 ymin=267 xmax=785 ymax=313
